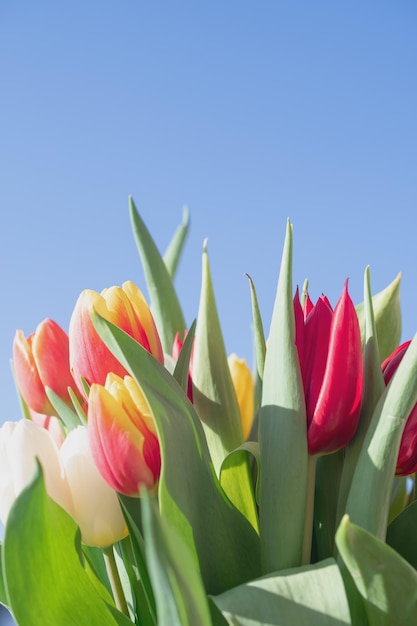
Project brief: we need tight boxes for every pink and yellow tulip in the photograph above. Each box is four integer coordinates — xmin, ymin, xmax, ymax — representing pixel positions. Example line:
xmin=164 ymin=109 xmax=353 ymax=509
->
xmin=294 ymin=281 xmax=363 ymax=455
xmin=69 ymin=281 xmax=164 ymax=394
xmin=13 ymin=318 xmax=78 ymax=416
xmin=87 ymin=373 xmax=161 ymax=496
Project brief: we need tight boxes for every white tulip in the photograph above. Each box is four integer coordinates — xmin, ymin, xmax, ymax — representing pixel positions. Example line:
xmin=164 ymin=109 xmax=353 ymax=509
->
xmin=59 ymin=426 xmax=128 ymax=548
xmin=0 ymin=420 xmax=73 ymax=526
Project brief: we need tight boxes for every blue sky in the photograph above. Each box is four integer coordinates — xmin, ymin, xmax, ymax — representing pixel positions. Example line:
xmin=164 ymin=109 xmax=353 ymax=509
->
xmin=1 ymin=1 xmax=417 ymax=426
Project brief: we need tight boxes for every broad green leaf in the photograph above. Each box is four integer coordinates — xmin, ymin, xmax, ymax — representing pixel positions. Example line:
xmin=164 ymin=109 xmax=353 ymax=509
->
xmin=337 ymin=267 xmax=385 ymax=525
xmin=245 ymin=273 xmax=266 ymax=380
xmin=141 ymin=490 xmax=212 ymax=626
xmin=386 ymin=499 xmax=417 ymax=569
xmin=192 ymin=241 xmax=244 ymax=470
xmin=163 ymin=205 xmax=190 ymax=279
xmin=356 ymin=272 xmax=401 ymax=362
xmin=91 ymin=312 xmax=261 ymax=594
xmin=3 ymin=464 xmax=132 ymax=626
xmin=336 ymin=515 xmax=417 ymax=625
xmin=129 ymin=196 xmax=186 ymax=353
xmin=258 ymin=220 xmax=308 ymax=573
xmin=344 ymin=330 xmax=417 ymax=540
xmin=192 ymin=242 xmax=258 ymax=528
xmin=211 ymin=558 xmax=351 ymax=625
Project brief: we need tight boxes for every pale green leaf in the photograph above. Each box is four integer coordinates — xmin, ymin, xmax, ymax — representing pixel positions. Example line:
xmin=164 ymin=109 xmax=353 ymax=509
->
xmin=141 ymin=490 xmax=212 ymax=626
xmin=129 ymin=196 xmax=186 ymax=353
xmin=336 ymin=515 xmax=417 ymax=626
xmin=259 ymin=220 xmax=308 ymax=573
xmin=212 ymin=558 xmax=351 ymax=626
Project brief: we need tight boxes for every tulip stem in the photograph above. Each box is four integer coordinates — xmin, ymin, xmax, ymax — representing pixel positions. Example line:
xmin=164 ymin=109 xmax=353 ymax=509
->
xmin=103 ymin=546 xmax=130 ymax=618
xmin=301 ymin=454 xmax=317 ymax=565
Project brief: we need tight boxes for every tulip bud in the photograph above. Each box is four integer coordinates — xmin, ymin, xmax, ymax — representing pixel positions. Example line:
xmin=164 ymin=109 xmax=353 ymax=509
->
xmin=382 ymin=340 xmax=417 ymax=476
xmin=69 ymin=281 xmax=164 ymax=394
xmin=295 ymin=281 xmax=364 ymax=455
xmin=227 ymin=353 xmax=255 ymax=440
xmin=88 ymin=374 xmax=161 ymax=497
xmin=0 ymin=420 xmax=73 ymax=526
xmin=59 ymin=426 xmax=128 ymax=547
xmin=13 ymin=318 xmax=78 ymax=416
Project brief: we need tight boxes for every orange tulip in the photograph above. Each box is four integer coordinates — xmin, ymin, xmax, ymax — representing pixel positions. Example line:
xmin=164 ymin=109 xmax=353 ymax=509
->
xmin=87 ymin=373 xmax=161 ymax=496
xmin=69 ymin=281 xmax=163 ymax=394
xmin=13 ymin=318 xmax=78 ymax=416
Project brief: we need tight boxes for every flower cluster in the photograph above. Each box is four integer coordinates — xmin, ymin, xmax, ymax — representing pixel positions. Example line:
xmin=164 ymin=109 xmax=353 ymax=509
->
xmin=1 ymin=201 xmax=416 ymax=626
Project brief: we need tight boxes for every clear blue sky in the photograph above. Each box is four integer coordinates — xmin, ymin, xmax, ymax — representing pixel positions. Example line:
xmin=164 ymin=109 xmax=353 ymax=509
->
xmin=1 ymin=1 xmax=417 ymax=426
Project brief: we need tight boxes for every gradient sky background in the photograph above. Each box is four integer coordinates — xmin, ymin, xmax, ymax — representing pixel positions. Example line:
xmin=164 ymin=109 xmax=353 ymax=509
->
xmin=1 ymin=1 xmax=417 ymax=430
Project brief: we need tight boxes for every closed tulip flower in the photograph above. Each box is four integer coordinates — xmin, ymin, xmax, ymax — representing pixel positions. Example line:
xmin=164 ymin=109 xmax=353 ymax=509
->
xmin=69 ymin=281 xmax=164 ymax=394
xmin=382 ymin=340 xmax=417 ymax=476
xmin=88 ymin=373 xmax=161 ymax=497
xmin=228 ymin=353 xmax=255 ymax=440
xmin=13 ymin=318 xmax=78 ymax=416
xmin=294 ymin=281 xmax=363 ymax=455
xmin=0 ymin=419 xmax=73 ymax=526
xmin=59 ymin=426 xmax=128 ymax=547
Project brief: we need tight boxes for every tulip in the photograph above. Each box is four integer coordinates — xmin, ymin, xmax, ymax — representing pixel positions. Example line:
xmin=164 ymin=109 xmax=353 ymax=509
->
xmin=13 ymin=318 xmax=78 ymax=416
xmin=382 ymin=340 xmax=417 ymax=476
xmin=0 ymin=419 xmax=73 ymax=526
xmin=69 ymin=281 xmax=164 ymax=394
xmin=294 ymin=281 xmax=363 ymax=455
xmin=88 ymin=373 xmax=161 ymax=496
xmin=228 ymin=353 xmax=255 ymax=440
xmin=59 ymin=426 xmax=128 ymax=547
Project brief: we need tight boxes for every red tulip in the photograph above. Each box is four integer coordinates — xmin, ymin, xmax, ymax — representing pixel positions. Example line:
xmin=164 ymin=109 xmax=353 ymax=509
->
xmin=382 ymin=340 xmax=417 ymax=476
xmin=13 ymin=318 xmax=78 ymax=416
xmin=69 ymin=281 xmax=164 ymax=394
xmin=88 ymin=373 xmax=161 ymax=496
xmin=294 ymin=281 xmax=363 ymax=455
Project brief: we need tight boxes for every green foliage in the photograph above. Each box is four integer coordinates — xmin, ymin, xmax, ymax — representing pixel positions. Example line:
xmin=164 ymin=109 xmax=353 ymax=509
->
xmin=2 ymin=464 xmax=132 ymax=626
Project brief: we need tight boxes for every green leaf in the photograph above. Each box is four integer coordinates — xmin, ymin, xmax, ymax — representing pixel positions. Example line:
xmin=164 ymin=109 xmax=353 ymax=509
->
xmin=344 ymin=330 xmax=417 ymax=540
xmin=258 ymin=219 xmax=308 ymax=573
xmin=129 ymin=196 xmax=186 ymax=353
xmin=117 ymin=495 xmax=157 ymax=625
xmin=337 ymin=266 xmax=385 ymax=526
xmin=313 ymin=450 xmax=344 ymax=561
xmin=211 ymin=558 xmax=351 ymax=625
xmin=356 ymin=272 xmax=402 ymax=363
xmin=2 ymin=463 xmax=132 ymax=626
xmin=45 ymin=386 xmax=84 ymax=430
xmin=245 ymin=273 xmax=266 ymax=381
xmin=386 ymin=499 xmax=417 ymax=569
xmin=0 ymin=544 xmax=8 ymax=608
xmin=91 ymin=312 xmax=261 ymax=594
xmin=141 ymin=490 xmax=212 ymax=626
xmin=172 ymin=319 xmax=196 ymax=394
xmin=336 ymin=515 xmax=417 ymax=625
xmin=192 ymin=240 xmax=244 ymax=471
xmin=192 ymin=242 xmax=258 ymax=528
xmin=163 ymin=205 xmax=190 ymax=279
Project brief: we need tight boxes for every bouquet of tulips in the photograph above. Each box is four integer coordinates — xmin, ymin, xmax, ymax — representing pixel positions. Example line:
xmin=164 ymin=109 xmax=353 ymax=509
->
xmin=1 ymin=198 xmax=417 ymax=626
